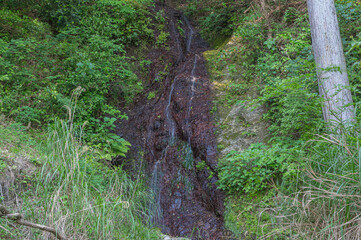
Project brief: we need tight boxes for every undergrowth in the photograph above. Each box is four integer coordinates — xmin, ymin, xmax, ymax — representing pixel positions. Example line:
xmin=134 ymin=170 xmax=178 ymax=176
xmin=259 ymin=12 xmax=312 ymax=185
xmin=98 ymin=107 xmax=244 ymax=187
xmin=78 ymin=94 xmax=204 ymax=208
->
xmin=0 ymin=1 xmax=165 ymax=238
xmin=190 ymin=0 xmax=361 ymax=238
xmin=182 ymin=0 xmax=239 ymax=47
xmin=263 ymin=124 xmax=361 ymax=239
xmin=0 ymin=0 xmax=157 ymax=161
xmin=0 ymin=104 xmax=161 ymax=239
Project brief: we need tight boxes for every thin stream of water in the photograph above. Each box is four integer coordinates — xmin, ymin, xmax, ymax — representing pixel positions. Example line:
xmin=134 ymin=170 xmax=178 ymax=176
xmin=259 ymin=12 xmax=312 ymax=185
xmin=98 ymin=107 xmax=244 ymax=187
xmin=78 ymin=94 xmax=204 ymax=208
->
xmin=148 ymin=21 xmax=184 ymax=154
xmin=186 ymin=54 xmax=198 ymax=144
xmin=170 ymin=20 xmax=183 ymax=63
xmin=184 ymin=17 xmax=194 ymax=52
xmin=149 ymin=16 xmax=186 ymax=226
xmin=165 ymin=80 xmax=177 ymax=143
xmin=144 ymin=10 xmax=225 ymax=239
xmin=149 ymin=161 xmax=163 ymax=226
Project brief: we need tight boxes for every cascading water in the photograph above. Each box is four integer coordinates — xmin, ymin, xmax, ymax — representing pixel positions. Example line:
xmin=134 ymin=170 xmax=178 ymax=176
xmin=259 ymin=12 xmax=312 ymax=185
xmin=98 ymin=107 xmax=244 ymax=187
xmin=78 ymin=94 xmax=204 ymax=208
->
xmin=165 ymin=20 xmax=185 ymax=144
xmin=149 ymin=161 xmax=163 ymax=227
xmin=165 ymin=80 xmax=177 ymax=144
xmin=147 ymin=20 xmax=183 ymax=157
xmin=116 ymin=7 xmax=226 ymax=239
xmin=184 ymin=16 xmax=194 ymax=53
xmin=149 ymin=18 xmax=184 ymax=223
xmin=170 ymin=20 xmax=183 ymax=63
xmin=186 ymin=54 xmax=198 ymax=144
xmin=182 ymin=55 xmax=198 ymax=172
xmin=150 ymin=12 xmax=224 ymax=239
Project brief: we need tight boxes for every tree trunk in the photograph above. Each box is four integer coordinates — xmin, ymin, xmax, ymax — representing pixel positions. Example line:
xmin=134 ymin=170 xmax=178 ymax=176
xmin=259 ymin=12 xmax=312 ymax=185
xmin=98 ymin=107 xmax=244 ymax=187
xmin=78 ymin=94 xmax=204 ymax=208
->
xmin=307 ymin=0 xmax=355 ymax=127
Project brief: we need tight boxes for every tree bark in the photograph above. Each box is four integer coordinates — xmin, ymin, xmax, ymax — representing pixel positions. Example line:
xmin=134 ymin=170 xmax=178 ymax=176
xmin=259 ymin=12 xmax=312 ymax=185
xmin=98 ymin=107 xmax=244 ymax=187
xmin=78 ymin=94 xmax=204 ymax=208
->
xmin=307 ymin=0 xmax=355 ymax=127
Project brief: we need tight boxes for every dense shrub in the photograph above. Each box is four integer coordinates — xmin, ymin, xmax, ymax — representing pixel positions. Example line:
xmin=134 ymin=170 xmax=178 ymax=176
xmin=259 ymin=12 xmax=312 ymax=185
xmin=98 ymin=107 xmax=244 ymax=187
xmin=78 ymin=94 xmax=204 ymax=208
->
xmin=218 ymin=143 xmax=299 ymax=195
xmin=184 ymin=0 xmax=243 ymax=46
xmin=0 ymin=0 xmax=155 ymax=159
xmin=215 ymin=0 xmax=361 ymax=237
xmin=0 ymin=9 xmax=50 ymax=40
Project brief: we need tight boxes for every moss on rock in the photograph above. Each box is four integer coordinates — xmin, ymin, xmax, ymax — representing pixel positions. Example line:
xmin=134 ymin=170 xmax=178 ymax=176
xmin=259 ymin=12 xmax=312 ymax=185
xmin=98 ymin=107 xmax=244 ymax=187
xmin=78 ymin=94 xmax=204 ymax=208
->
xmin=204 ymin=35 xmax=269 ymax=159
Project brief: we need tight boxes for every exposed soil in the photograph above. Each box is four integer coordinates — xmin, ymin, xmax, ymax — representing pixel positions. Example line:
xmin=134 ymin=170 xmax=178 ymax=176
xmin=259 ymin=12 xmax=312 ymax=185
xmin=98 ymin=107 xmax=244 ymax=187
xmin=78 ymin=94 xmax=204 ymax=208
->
xmin=116 ymin=4 xmax=225 ymax=239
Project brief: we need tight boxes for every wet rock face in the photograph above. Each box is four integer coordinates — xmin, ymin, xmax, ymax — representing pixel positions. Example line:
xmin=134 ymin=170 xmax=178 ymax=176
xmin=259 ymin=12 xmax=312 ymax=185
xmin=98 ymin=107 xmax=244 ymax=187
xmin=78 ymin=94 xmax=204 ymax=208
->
xmin=203 ymin=36 xmax=269 ymax=159
xmin=116 ymin=6 xmax=225 ymax=240
xmin=216 ymin=98 xmax=268 ymax=157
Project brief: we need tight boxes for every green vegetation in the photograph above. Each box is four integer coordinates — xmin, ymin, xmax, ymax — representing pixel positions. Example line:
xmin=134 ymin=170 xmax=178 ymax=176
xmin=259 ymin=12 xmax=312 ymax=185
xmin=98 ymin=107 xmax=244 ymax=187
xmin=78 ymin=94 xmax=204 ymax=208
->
xmin=0 ymin=109 xmax=161 ymax=239
xmin=183 ymin=0 xmax=361 ymax=238
xmin=0 ymin=0 xmax=157 ymax=159
xmin=218 ymin=143 xmax=299 ymax=195
xmin=3 ymin=0 xmax=361 ymax=238
xmin=184 ymin=0 xmax=236 ymax=47
xmin=0 ymin=0 xmax=164 ymax=238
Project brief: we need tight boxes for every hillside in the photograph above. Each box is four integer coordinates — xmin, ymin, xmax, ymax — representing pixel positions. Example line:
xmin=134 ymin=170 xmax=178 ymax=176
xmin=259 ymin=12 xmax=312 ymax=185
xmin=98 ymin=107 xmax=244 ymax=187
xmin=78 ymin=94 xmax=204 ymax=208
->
xmin=1 ymin=0 xmax=361 ymax=239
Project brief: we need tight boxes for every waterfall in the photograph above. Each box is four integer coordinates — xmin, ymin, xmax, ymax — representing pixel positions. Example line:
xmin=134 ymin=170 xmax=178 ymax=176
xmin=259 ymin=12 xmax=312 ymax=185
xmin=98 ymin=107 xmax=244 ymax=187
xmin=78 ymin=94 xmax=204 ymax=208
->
xmin=183 ymin=17 xmax=194 ymax=53
xmin=149 ymin=161 xmax=163 ymax=227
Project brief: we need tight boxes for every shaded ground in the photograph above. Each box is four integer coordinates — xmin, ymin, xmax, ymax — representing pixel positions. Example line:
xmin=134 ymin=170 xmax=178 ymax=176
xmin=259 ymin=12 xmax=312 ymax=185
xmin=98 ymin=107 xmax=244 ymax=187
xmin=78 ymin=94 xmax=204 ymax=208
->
xmin=116 ymin=5 xmax=226 ymax=239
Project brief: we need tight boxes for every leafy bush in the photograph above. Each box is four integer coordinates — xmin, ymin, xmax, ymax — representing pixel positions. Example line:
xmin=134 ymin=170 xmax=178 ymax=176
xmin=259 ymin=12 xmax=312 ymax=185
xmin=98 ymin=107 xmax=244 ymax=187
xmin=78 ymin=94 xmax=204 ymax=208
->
xmin=87 ymin=117 xmax=131 ymax=160
xmin=208 ymin=9 xmax=323 ymax=140
xmin=226 ymin=0 xmax=361 ymax=139
xmin=77 ymin=0 xmax=154 ymax=46
xmin=0 ymin=9 xmax=50 ymax=40
xmin=1 ymin=0 xmax=41 ymax=14
xmin=37 ymin=0 xmax=89 ymax=30
xmin=0 ymin=0 xmax=158 ymax=158
xmin=337 ymin=1 xmax=361 ymax=108
xmin=256 ymin=27 xmax=323 ymax=139
xmin=217 ymin=1 xmax=361 ymax=237
xmin=0 ymin=158 xmax=6 ymax=172
xmin=156 ymin=31 xmax=170 ymax=47
xmin=218 ymin=143 xmax=299 ymax=195
xmin=184 ymin=0 xmax=243 ymax=46
xmin=248 ymin=12 xmax=323 ymax=139
xmin=198 ymin=7 xmax=236 ymax=44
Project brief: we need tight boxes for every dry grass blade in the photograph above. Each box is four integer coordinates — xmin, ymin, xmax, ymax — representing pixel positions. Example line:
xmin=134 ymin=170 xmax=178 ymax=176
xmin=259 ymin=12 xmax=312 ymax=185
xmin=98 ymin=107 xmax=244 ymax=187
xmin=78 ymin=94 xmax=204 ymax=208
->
xmin=315 ymin=134 xmax=353 ymax=156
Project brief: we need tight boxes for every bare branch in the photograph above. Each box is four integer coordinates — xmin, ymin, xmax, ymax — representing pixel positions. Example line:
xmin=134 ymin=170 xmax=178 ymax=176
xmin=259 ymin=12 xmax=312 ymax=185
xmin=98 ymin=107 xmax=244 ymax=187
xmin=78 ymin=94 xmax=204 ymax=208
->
xmin=0 ymin=205 xmax=66 ymax=240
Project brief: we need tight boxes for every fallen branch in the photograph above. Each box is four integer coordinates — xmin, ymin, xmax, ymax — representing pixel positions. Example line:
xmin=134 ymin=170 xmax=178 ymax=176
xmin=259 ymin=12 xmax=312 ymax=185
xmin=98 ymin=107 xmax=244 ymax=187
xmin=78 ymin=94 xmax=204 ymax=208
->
xmin=0 ymin=205 xmax=66 ymax=240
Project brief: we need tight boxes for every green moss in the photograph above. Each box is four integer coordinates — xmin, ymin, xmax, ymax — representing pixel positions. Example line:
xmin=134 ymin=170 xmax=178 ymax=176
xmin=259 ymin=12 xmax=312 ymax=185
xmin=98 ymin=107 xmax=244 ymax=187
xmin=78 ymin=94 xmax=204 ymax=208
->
xmin=210 ymin=35 xmax=231 ymax=49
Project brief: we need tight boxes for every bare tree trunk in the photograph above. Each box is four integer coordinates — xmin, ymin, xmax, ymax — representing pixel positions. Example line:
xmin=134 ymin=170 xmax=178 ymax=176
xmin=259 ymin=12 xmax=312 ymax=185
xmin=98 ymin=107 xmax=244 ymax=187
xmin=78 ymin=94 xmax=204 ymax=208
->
xmin=307 ymin=0 xmax=355 ymax=127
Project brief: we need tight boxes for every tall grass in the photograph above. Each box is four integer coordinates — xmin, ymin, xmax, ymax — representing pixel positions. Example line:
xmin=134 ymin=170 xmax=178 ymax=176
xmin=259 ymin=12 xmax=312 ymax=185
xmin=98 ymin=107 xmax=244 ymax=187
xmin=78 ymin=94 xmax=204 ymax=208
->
xmin=263 ymin=124 xmax=361 ymax=239
xmin=38 ymin=112 xmax=160 ymax=239
xmin=1 ymin=100 xmax=160 ymax=239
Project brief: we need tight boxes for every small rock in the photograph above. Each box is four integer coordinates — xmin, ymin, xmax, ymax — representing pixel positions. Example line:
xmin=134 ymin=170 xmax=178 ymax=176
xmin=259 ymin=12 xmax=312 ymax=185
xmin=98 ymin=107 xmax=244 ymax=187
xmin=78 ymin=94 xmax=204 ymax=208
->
xmin=153 ymin=120 xmax=162 ymax=130
xmin=171 ymin=198 xmax=182 ymax=209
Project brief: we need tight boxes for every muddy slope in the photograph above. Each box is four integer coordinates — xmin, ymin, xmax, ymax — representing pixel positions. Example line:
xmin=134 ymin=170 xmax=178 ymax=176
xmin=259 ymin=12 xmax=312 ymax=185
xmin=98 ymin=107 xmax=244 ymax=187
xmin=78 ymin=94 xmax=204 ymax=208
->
xmin=116 ymin=6 xmax=225 ymax=239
